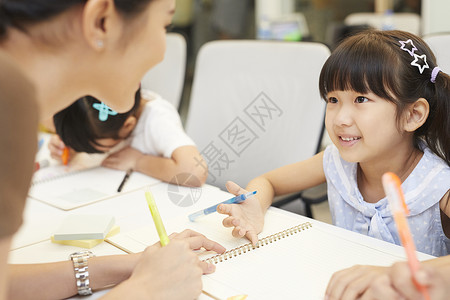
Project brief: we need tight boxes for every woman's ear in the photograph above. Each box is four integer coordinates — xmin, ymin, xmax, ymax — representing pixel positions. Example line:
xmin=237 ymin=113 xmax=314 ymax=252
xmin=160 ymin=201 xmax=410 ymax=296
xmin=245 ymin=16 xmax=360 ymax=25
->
xmin=403 ymin=98 xmax=430 ymax=132
xmin=81 ymin=0 xmax=116 ymax=51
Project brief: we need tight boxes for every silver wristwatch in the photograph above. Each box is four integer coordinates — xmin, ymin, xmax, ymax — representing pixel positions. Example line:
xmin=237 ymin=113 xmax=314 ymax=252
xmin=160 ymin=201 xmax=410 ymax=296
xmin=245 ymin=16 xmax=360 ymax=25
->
xmin=69 ymin=250 xmax=95 ymax=296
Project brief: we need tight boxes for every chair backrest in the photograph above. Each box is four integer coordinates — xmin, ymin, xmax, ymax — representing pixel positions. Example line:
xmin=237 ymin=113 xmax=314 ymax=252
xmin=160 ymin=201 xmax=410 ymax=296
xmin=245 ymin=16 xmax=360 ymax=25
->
xmin=344 ymin=12 xmax=421 ymax=35
xmin=424 ymin=33 xmax=450 ymax=72
xmin=185 ymin=40 xmax=330 ymax=190
xmin=422 ymin=0 xmax=450 ymax=36
xmin=141 ymin=33 xmax=186 ymax=109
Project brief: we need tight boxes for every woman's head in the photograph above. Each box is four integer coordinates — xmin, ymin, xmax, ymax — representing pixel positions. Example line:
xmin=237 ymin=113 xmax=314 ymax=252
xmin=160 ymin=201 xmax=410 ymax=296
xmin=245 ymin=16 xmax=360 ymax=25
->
xmin=0 ymin=0 xmax=167 ymax=36
xmin=0 ymin=0 xmax=157 ymax=42
xmin=319 ymin=30 xmax=450 ymax=166
xmin=54 ymin=88 xmax=141 ymax=154
xmin=0 ymin=0 xmax=175 ymax=114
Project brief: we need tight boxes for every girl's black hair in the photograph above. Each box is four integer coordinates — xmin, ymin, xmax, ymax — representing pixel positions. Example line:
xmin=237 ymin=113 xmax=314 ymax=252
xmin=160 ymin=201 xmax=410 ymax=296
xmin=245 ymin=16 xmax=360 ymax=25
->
xmin=0 ymin=0 xmax=153 ymax=38
xmin=54 ymin=88 xmax=141 ymax=154
xmin=319 ymin=30 xmax=450 ymax=166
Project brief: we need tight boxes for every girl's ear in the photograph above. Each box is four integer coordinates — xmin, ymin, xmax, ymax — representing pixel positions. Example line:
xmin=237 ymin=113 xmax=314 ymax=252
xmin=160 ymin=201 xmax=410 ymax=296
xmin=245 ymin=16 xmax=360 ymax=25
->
xmin=81 ymin=0 xmax=117 ymax=51
xmin=119 ymin=116 xmax=137 ymax=138
xmin=403 ymin=98 xmax=430 ymax=132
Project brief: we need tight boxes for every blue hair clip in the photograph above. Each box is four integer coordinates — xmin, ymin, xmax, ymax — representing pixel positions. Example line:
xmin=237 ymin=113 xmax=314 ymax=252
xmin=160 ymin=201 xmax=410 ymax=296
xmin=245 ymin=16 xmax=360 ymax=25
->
xmin=92 ymin=102 xmax=118 ymax=121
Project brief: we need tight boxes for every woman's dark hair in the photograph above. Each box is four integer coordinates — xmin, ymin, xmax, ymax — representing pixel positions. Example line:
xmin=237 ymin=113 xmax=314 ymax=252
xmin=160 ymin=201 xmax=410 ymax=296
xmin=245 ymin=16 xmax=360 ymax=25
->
xmin=0 ymin=0 xmax=153 ymax=38
xmin=54 ymin=88 xmax=141 ymax=154
xmin=319 ymin=30 xmax=450 ymax=166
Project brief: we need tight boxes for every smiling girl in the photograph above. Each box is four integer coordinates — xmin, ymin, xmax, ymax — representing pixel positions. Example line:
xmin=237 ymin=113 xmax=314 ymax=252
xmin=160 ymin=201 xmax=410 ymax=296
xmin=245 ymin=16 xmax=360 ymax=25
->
xmin=216 ymin=30 xmax=450 ymax=259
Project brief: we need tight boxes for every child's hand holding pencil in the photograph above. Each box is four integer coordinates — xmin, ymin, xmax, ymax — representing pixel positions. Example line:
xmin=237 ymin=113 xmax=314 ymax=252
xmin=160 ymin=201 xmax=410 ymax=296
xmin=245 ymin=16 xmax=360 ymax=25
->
xmin=362 ymin=260 xmax=449 ymax=300
xmin=48 ymin=134 xmax=72 ymax=164
xmin=382 ymin=172 xmax=431 ymax=300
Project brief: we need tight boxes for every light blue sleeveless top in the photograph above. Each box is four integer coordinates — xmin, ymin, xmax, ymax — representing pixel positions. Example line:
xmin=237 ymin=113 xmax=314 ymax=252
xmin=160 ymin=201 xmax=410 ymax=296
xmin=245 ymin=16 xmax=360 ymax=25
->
xmin=323 ymin=144 xmax=450 ymax=257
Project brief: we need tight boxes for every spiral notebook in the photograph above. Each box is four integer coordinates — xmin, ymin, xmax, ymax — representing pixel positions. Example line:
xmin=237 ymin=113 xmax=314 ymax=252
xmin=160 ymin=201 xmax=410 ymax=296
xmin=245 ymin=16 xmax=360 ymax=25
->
xmin=29 ymin=166 xmax=160 ymax=210
xmin=106 ymin=209 xmax=411 ymax=299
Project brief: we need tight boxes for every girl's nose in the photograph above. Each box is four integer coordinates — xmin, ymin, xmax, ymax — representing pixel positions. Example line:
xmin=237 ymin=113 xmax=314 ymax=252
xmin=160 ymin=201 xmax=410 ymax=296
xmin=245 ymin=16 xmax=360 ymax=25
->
xmin=333 ymin=106 xmax=353 ymax=127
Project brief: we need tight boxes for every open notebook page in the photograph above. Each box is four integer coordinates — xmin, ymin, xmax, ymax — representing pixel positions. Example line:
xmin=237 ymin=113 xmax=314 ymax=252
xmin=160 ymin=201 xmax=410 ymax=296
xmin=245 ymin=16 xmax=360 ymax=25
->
xmin=29 ymin=166 xmax=160 ymax=210
xmin=106 ymin=208 xmax=303 ymax=254
xmin=107 ymin=209 xmax=412 ymax=300
xmin=203 ymin=225 xmax=406 ymax=300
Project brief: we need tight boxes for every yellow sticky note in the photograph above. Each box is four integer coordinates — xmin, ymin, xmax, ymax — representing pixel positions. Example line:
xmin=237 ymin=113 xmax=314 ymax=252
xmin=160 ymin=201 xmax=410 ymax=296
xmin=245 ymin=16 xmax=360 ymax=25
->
xmin=53 ymin=215 xmax=115 ymax=241
xmin=51 ymin=225 xmax=120 ymax=248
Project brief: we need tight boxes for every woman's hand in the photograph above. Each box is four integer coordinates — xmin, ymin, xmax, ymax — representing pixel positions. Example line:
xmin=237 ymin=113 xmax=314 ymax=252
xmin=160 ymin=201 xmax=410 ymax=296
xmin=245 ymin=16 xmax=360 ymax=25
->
xmin=167 ymin=229 xmax=226 ymax=273
xmin=123 ymin=229 xmax=225 ymax=300
xmin=217 ymin=181 xmax=265 ymax=245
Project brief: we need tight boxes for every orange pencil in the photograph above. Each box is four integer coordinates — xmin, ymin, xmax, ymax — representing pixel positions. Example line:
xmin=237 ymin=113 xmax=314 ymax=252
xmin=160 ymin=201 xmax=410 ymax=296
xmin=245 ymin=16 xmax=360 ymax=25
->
xmin=382 ymin=172 xmax=430 ymax=300
xmin=61 ymin=147 xmax=70 ymax=165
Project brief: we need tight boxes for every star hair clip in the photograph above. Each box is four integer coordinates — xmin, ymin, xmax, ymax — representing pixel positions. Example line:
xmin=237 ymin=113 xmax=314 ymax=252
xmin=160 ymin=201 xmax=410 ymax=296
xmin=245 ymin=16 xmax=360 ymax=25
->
xmin=399 ymin=39 xmax=429 ymax=74
xmin=92 ymin=102 xmax=118 ymax=121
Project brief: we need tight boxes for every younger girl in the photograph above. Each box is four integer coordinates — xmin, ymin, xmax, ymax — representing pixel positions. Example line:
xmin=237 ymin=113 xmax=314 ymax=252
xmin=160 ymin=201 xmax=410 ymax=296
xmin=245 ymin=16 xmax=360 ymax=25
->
xmin=50 ymin=88 xmax=207 ymax=187
xmin=218 ymin=30 xmax=450 ymax=256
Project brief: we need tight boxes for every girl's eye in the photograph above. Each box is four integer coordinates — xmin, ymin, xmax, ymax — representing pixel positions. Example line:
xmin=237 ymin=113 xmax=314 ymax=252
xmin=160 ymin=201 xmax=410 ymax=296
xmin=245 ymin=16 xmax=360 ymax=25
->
xmin=328 ymin=97 xmax=338 ymax=103
xmin=355 ymin=96 xmax=369 ymax=103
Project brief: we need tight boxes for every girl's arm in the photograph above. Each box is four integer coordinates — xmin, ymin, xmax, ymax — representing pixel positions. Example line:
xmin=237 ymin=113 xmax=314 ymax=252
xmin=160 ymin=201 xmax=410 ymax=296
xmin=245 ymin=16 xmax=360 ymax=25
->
xmin=217 ymin=151 xmax=326 ymax=244
xmin=136 ymin=145 xmax=207 ymax=187
xmin=101 ymin=145 xmax=207 ymax=187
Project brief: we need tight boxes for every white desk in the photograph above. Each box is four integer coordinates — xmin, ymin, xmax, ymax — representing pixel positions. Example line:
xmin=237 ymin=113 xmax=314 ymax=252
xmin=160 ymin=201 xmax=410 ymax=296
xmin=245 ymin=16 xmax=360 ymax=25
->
xmin=10 ymin=182 xmax=229 ymax=259
xmin=10 ymin=181 xmax=229 ymax=300
xmin=9 ymin=179 xmax=434 ymax=299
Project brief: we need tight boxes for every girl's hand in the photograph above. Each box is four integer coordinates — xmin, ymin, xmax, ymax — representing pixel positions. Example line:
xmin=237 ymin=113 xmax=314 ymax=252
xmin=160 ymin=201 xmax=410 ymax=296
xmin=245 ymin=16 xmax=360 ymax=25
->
xmin=48 ymin=134 xmax=74 ymax=162
xmin=101 ymin=146 xmax=144 ymax=171
xmin=325 ymin=265 xmax=388 ymax=300
xmin=217 ymin=181 xmax=265 ymax=245
xmin=361 ymin=262 xmax=449 ymax=300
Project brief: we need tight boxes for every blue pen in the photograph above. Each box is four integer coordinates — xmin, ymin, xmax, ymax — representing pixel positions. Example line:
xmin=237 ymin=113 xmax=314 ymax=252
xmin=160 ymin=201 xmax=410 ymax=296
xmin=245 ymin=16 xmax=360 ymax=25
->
xmin=188 ymin=191 xmax=257 ymax=222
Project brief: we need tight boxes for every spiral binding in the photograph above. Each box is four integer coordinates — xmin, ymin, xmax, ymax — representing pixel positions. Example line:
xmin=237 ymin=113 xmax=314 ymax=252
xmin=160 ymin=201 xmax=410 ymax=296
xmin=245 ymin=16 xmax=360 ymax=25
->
xmin=31 ymin=167 xmax=95 ymax=186
xmin=204 ymin=222 xmax=312 ymax=264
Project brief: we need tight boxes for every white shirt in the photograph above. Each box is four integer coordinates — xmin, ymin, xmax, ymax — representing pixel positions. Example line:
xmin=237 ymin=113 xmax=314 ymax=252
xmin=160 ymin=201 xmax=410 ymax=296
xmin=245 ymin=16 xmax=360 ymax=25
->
xmin=129 ymin=90 xmax=195 ymax=158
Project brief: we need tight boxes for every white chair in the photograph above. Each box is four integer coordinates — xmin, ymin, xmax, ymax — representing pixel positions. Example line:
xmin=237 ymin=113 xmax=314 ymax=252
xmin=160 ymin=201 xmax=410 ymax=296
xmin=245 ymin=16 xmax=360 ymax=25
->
xmin=424 ymin=33 xmax=450 ymax=72
xmin=185 ymin=40 xmax=330 ymax=196
xmin=344 ymin=12 xmax=421 ymax=35
xmin=422 ymin=0 xmax=450 ymax=36
xmin=140 ymin=33 xmax=186 ymax=109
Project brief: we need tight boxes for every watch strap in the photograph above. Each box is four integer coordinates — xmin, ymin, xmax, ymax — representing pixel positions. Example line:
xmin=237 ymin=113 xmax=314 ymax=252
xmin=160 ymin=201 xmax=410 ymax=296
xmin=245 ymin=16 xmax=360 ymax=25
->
xmin=70 ymin=250 xmax=94 ymax=296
